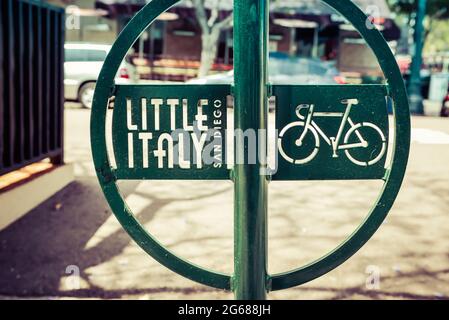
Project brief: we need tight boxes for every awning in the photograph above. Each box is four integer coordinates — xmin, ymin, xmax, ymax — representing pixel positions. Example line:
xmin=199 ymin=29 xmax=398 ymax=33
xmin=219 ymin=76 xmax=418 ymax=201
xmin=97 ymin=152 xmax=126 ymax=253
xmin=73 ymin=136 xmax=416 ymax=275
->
xmin=273 ymin=18 xmax=319 ymax=29
xmin=270 ymin=0 xmax=392 ymax=17
xmin=95 ymin=0 xmax=393 ymax=18
xmin=95 ymin=0 xmax=145 ymax=18
xmin=66 ymin=6 xmax=108 ymax=17
xmin=95 ymin=0 xmax=400 ymax=40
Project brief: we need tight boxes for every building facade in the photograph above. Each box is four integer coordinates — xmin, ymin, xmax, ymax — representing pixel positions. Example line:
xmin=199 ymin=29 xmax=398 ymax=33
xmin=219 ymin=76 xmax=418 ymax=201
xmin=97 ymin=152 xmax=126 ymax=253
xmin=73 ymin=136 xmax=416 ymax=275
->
xmin=48 ymin=0 xmax=400 ymax=81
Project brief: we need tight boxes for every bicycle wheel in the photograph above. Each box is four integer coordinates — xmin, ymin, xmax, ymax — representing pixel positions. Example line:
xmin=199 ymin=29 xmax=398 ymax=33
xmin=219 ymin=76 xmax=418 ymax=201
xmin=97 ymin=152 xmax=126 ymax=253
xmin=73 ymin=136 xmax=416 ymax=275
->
xmin=278 ymin=121 xmax=320 ymax=164
xmin=344 ymin=122 xmax=387 ymax=166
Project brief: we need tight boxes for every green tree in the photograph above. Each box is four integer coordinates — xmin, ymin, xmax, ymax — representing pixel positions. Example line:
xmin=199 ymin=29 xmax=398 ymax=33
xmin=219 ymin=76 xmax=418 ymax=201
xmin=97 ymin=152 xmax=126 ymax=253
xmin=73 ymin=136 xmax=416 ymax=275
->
xmin=388 ymin=0 xmax=449 ymax=45
xmin=388 ymin=0 xmax=448 ymax=17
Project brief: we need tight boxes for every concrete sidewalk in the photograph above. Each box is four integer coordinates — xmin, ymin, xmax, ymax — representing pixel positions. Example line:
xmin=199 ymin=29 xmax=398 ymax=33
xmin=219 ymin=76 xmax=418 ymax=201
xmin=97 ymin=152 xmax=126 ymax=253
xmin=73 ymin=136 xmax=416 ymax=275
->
xmin=0 ymin=108 xmax=448 ymax=300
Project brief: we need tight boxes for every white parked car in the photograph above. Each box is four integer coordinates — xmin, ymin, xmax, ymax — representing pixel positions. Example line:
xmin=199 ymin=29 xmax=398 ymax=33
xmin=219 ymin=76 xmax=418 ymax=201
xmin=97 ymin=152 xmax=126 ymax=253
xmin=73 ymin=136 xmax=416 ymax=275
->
xmin=64 ymin=43 xmax=138 ymax=108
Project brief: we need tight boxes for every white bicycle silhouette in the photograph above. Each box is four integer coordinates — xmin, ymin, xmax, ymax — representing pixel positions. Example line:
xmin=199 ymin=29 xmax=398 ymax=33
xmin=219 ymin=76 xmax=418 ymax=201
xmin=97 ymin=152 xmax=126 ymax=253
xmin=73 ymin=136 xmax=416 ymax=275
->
xmin=278 ymin=99 xmax=387 ymax=166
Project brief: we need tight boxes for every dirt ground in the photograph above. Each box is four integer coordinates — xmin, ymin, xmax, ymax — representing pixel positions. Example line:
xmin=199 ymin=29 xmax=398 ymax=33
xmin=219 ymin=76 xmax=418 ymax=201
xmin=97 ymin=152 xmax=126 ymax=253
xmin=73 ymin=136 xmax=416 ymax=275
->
xmin=0 ymin=107 xmax=449 ymax=300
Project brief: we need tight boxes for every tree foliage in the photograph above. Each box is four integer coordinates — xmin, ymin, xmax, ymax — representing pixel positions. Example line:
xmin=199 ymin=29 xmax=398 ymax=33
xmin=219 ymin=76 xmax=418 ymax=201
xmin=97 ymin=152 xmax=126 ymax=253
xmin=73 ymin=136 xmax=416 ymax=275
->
xmin=388 ymin=0 xmax=449 ymax=53
xmin=387 ymin=0 xmax=449 ymax=18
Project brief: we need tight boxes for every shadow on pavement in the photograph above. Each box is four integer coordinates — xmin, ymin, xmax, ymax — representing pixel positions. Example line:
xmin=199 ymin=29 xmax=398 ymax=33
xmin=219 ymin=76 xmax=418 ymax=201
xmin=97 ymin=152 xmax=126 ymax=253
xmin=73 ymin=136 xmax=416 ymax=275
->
xmin=0 ymin=178 xmax=231 ymax=298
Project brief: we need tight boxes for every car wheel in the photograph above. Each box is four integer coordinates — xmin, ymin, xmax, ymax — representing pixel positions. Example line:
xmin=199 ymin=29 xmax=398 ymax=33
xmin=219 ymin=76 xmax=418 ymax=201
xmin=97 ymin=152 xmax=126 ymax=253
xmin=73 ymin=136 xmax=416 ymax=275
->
xmin=78 ymin=82 xmax=96 ymax=109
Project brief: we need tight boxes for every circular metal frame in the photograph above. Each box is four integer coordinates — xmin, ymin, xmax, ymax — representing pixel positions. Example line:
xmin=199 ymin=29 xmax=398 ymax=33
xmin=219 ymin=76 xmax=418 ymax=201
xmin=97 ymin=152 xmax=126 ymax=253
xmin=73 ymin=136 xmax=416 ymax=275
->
xmin=269 ymin=0 xmax=410 ymax=290
xmin=90 ymin=0 xmax=231 ymax=290
xmin=90 ymin=0 xmax=410 ymax=292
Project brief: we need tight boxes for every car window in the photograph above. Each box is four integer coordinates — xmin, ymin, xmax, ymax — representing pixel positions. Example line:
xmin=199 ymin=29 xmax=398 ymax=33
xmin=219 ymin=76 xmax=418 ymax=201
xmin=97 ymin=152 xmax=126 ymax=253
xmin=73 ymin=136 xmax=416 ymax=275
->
xmin=65 ymin=48 xmax=107 ymax=62
xmin=269 ymin=58 xmax=336 ymax=76
xmin=87 ymin=50 xmax=107 ymax=61
xmin=65 ymin=49 xmax=86 ymax=62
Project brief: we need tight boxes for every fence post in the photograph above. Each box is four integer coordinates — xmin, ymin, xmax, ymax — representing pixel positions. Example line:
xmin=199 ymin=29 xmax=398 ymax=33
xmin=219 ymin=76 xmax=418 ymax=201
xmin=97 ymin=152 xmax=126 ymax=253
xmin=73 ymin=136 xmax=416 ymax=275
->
xmin=233 ymin=0 xmax=269 ymax=300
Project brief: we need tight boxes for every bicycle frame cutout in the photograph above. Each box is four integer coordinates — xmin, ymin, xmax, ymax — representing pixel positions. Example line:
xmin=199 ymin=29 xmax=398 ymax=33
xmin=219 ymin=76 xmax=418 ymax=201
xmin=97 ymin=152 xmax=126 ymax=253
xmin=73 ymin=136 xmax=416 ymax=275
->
xmin=278 ymin=99 xmax=387 ymax=167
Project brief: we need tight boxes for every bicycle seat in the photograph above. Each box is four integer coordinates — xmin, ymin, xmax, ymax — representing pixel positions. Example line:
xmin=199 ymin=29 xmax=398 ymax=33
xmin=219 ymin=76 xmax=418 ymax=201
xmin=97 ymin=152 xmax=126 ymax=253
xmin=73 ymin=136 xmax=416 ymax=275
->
xmin=341 ymin=98 xmax=359 ymax=105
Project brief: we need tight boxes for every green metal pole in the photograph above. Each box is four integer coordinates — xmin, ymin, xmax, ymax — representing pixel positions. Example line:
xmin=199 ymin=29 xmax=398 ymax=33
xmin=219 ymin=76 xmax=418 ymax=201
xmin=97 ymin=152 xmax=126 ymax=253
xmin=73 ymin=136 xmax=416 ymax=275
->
xmin=233 ymin=0 xmax=269 ymax=300
xmin=408 ymin=0 xmax=426 ymax=114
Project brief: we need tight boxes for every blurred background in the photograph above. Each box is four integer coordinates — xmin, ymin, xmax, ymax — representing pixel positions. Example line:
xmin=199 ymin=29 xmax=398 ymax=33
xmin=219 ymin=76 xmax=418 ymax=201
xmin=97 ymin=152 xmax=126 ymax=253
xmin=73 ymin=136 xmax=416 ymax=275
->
xmin=0 ymin=0 xmax=449 ymax=300
xmin=53 ymin=0 xmax=449 ymax=113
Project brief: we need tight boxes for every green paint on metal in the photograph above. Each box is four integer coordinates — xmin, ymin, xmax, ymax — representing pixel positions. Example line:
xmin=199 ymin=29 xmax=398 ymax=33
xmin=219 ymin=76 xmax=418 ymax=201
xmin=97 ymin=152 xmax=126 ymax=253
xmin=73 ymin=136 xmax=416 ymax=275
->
xmin=269 ymin=0 xmax=410 ymax=291
xmin=273 ymin=84 xmax=389 ymax=180
xmin=90 ymin=0 xmax=411 ymax=299
xmin=233 ymin=0 xmax=269 ymax=300
xmin=408 ymin=0 xmax=426 ymax=114
xmin=90 ymin=0 xmax=232 ymax=291
xmin=112 ymin=84 xmax=230 ymax=180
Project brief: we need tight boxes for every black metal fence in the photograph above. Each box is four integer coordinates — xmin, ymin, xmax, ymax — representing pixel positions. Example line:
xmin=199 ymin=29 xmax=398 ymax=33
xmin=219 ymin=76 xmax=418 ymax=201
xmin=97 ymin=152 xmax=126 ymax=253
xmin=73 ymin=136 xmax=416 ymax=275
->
xmin=0 ymin=0 xmax=65 ymax=176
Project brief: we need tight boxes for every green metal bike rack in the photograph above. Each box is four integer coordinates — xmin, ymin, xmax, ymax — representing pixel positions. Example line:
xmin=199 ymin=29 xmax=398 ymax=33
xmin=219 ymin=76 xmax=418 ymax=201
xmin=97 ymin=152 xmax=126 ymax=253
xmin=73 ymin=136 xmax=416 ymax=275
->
xmin=91 ymin=0 xmax=410 ymax=300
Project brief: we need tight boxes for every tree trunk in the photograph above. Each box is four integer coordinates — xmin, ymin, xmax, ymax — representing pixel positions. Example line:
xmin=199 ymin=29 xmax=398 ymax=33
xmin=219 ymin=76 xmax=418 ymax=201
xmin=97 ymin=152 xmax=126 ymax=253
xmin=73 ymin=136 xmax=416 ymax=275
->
xmin=198 ymin=30 xmax=220 ymax=78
